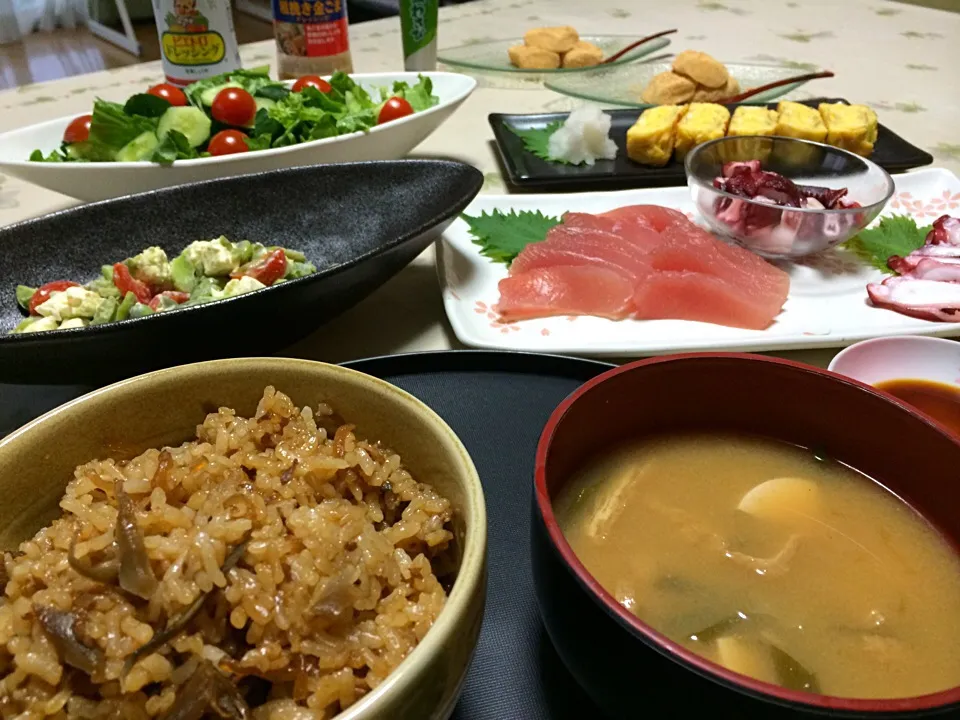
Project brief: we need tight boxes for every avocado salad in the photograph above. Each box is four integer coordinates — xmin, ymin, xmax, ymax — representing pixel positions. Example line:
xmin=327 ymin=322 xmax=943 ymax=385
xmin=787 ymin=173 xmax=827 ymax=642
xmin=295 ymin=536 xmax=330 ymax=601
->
xmin=11 ymin=238 xmax=316 ymax=334
xmin=30 ymin=67 xmax=440 ymax=165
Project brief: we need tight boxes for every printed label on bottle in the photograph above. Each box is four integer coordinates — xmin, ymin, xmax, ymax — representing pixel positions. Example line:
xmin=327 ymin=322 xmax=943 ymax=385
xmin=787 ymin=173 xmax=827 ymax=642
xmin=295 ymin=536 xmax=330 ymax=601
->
xmin=272 ymin=0 xmax=349 ymax=58
xmin=152 ymin=0 xmax=241 ymax=84
xmin=161 ymin=31 xmax=226 ymax=66
xmin=400 ymin=0 xmax=437 ymax=58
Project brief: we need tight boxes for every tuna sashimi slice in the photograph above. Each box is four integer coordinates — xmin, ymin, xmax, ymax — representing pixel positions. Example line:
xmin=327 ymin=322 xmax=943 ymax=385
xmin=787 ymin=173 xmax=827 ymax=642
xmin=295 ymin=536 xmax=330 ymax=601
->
xmin=562 ymin=212 xmax=619 ymax=232
xmin=496 ymin=266 xmax=634 ymax=321
xmin=632 ymin=270 xmax=786 ymax=330
xmin=599 ymin=205 xmax=693 ymax=233
xmin=511 ymin=228 xmax=655 ymax=281
xmin=651 ymin=223 xmax=791 ymax=306
xmin=553 ymin=217 xmax=664 ymax=254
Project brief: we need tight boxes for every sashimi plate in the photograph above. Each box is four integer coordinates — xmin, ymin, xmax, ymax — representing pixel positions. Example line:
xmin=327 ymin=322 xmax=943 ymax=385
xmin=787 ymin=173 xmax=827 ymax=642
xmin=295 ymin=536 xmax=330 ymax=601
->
xmin=437 ymin=168 xmax=960 ymax=356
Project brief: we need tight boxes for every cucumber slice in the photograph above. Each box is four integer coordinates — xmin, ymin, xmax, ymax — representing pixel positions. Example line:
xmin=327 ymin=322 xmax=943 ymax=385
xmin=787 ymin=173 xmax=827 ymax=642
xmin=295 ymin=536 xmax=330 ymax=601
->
xmin=91 ymin=297 xmax=119 ymax=325
xmin=170 ymin=255 xmax=198 ymax=293
xmin=13 ymin=316 xmax=59 ymax=334
xmin=157 ymin=107 xmax=212 ymax=148
xmin=200 ymin=81 xmax=244 ymax=106
xmin=254 ymin=97 xmax=276 ymax=113
xmin=66 ymin=141 xmax=113 ymax=161
xmin=128 ymin=302 xmax=154 ymax=319
xmin=116 ymin=291 xmax=137 ymax=322
xmin=15 ymin=285 xmax=36 ymax=310
xmin=116 ymin=131 xmax=159 ymax=162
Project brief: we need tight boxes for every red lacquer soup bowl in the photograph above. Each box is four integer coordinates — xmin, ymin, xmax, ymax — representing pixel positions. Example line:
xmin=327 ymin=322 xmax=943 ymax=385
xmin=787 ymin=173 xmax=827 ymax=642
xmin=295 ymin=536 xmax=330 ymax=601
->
xmin=531 ymin=353 xmax=960 ymax=719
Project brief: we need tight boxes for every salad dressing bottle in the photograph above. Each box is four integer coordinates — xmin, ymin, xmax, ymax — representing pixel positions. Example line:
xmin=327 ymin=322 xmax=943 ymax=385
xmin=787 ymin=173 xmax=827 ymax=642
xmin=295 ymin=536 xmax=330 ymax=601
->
xmin=151 ymin=0 xmax=242 ymax=86
xmin=272 ymin=0 xmax=353 ymax=79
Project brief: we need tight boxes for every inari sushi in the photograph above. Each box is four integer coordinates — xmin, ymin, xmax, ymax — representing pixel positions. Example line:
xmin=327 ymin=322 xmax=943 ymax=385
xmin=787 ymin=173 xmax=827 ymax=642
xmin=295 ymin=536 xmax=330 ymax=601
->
xmin=818 ymin=102 xmax=878 ymax=156
xmin=626 ymin=105 xmax=688 ymax=166
xmin=674 ymin=103 xmax=731 ymax=159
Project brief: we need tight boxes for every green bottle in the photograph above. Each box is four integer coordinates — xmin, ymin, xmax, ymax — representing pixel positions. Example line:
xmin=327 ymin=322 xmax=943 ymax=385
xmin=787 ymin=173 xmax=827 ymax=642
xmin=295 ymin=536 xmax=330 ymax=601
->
xmin=400 ymin=0 xmax=437 ymax=71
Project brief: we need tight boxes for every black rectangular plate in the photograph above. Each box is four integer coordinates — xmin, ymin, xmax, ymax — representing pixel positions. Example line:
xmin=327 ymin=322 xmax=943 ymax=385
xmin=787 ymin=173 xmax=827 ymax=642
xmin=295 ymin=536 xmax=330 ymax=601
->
xmin=489 ymin=98 xmax=934 ymax=192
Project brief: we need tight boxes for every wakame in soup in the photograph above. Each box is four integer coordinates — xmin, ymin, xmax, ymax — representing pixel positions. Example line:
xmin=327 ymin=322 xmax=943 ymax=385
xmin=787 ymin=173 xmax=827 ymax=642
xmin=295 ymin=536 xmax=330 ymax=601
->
xmin=556 ymin=433 xmax=960 ymax=699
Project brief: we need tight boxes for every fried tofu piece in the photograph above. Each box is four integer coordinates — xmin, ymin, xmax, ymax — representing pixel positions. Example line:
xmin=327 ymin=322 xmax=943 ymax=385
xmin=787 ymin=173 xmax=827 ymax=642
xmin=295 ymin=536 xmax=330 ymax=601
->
xmin=672 ymin=50 xmax=729 ymax=89
xmin=524 ymin=26 xmax=579 ymax=54
xmin=692 ymin=75 xmax=741 ymax=102
xmin=674 ymin=102 xmax=730 ymax=159
xmin=508 ymin=44 xmax=561 ymax=70
xmin=818 ymin=102 xmax=878 ymax=156
xmin=562 ymin=40 xmax=604 ymax=68
xmin=728 ymin=106 xmax=779 ymax=137
xmin=641 ymin=71 xmax=696 ymax=105
xmin=774 ymin=101 xmax=827 ymax=143
xmin=626 ymin=105 xmax=689 ymax=166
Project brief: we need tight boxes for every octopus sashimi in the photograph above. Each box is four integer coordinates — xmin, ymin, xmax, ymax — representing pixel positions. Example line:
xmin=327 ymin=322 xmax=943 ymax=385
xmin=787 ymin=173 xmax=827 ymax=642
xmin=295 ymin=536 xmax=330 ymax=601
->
xmin=868 ymin=215 xmax=960 ymax=321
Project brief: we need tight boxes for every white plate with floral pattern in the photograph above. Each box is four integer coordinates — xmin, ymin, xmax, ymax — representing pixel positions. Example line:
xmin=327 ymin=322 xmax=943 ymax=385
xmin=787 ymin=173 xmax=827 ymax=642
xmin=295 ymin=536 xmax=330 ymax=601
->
xmin=437 ymin=167 xmax=960 ymax=357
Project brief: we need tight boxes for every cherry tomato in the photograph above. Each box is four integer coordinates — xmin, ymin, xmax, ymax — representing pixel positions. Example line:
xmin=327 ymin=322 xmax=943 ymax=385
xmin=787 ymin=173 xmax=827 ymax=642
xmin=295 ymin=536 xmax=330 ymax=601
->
xmin=63 ymin=115 xmax=92 ymax=144
xmin=207 ymin=130 xmax=250 ymax=157
xmin=146 ymin=83 xmax=187 ymax=107
xmin=148 ymin=290 xmax=190 ymax=311
xmin=211 ymin=87 xmax=257 ymax=127
xmin=28 ymin=281 xmax=80 ymax=315
xmin=112 ymin=263 xmax=153 ymax=304
xmin=292 ymin=75 xmax=332 ymax=94
xmin=230 ymin=248 xmax=287 ymax=286
xmin=377 ymin=97 xmax=414 ymax=125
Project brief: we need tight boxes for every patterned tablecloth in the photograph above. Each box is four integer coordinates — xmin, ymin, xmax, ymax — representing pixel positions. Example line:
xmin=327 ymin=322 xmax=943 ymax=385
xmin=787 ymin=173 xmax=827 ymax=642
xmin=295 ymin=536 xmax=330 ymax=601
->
xmin=1 ymin=0 xmax=959 ymax=368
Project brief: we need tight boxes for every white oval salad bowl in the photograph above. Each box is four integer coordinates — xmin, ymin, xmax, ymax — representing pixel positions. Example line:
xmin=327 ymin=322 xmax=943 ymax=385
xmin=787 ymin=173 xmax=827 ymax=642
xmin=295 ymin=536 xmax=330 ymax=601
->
xmin=0 ymin=71 xmax=477 ymax=203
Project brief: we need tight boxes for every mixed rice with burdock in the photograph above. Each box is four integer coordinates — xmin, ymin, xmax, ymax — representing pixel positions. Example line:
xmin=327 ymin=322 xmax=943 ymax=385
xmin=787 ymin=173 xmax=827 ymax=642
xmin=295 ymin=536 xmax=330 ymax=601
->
xmin=0 ymin=387 xmax=456 ymax=719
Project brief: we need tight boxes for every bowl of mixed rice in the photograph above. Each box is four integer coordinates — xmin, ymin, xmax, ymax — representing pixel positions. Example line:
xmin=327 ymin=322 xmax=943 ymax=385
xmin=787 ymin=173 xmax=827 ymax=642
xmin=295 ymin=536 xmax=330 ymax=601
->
xmin=0 ymin=358 xmax=487 ymax=720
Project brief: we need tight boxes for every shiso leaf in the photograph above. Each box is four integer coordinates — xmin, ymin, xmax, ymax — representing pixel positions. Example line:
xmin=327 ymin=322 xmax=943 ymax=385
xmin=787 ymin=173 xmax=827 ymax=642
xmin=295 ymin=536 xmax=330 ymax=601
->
xmin=461 ymin=208 xmax=563 ymax=265
xmin=507 ymin=121 xmax=570 ymax=164
xmin=843 ymin=214 xmax=931 ymax=273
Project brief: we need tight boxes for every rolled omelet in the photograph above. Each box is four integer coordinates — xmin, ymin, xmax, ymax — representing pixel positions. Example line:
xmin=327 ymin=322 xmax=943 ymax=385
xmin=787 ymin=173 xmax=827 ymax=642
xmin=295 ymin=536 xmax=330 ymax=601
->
xmin=674 ymin=102 xmax=731 ymax=159
xmin=818 ymin=102 xmax=878 ymax=157
xmin=774 ymin=101 xmax=827 ymax=143
xmin=725 ymin=106 xmax=779 ymax=162
xmin=626 ymin=105 xmax=689 ymax=167
xmin=728 ymin=106 xmax=778 ymax=137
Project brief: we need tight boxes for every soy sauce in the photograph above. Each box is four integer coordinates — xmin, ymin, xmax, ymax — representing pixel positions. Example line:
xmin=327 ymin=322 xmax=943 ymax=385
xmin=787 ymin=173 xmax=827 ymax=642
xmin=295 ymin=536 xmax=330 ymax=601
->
xmin=876 ymin=378 xmax=960 ymax=436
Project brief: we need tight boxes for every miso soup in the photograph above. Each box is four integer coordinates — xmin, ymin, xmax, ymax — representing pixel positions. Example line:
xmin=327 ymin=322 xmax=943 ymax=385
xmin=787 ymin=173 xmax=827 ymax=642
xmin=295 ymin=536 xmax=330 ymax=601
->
xmin=556 ymin=433 xmax=960 ymax=699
